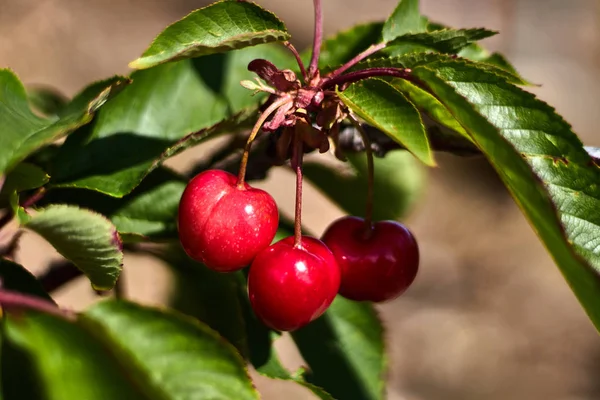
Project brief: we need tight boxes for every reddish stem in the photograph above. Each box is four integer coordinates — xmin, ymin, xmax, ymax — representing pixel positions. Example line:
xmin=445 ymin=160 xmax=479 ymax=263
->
xmin=0 ymin=288 xmax=74 ymax=320
xmin=237 ymin=97 xmax=293 ymax=188
xmin=321 ymin=67 xmax=412 ymax=90
xmin=283 ymin=42 xmax=308 ymax=82
xmin=308 ymin=0 xmax=323 ymax=78
xmin=292 ymin=129 xmax=304 ymax=249
xmin=21 ymin=187 xmax=46 ymax=208
xmin=322 ymin=42 xmax=387 ymax=82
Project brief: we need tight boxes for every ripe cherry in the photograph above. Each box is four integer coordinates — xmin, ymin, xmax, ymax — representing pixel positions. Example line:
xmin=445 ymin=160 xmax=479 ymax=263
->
xmin=178 ymin=169 xmax=278 ymax=272
xmin=321 ymin=216 xmax=419 ymax=302
xmin=248 ymin=236 xmax=340 ymax=331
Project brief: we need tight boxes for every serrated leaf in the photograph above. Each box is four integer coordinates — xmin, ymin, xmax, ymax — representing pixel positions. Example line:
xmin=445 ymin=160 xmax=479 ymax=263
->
xmin=304 ymin=151 xmax=425 ymax=221
xmin=386 ymin=28 xmax=497 ymax=55
xmin=41 ymin=168 xmax=185 ymax=242
xmin=317 ymin=22 xmax=384 ymax=69
xmin=355 ymin=52 xmax=528 ymax=86
xmin=413 ymin=60 xmax=600 ymax=330
xmin=390 ymin=78 xmax=468 ymax=137
xmin=0 ymin=259 xmax=53 ymax=302
xmin=338 ymin=78 xmax=434 ymax=166
xmin=24 ymin=205 xmax=123 ymax=290
xmin=382 ymin=0 xmax=427 ymax=42
xmin=2 ymin=301 xmax=259 ymax=399
xmin=292 ymin=297 xmax=386 ymax=400
xmin=0 ymin=69 xmax=128 ymax=176
xmin=458 ymin=44 xmax=532 ymax=85
xmin=52 ymin=44 xmax=292 ymax=198
xmin=130 ymin=0 xmax=289 ymax=70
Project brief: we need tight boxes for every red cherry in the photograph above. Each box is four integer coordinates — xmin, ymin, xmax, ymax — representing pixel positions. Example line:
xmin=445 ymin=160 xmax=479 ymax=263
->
xmin=178 ymin=169 xmax=278 ymax=272
xmin=321 ymin=216 xmax=419 ymax=302
xmin=248 ymin=236 xmax=340 ymax=331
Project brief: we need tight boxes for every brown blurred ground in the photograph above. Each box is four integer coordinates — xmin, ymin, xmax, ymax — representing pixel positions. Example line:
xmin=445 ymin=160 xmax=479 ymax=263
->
xmin=2 ymin=0 xmax=600 ymax=399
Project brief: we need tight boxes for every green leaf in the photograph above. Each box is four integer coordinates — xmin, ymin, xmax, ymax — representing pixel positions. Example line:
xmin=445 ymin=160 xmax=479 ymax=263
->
xmin=0 ymin=162 xmax=49 ymax=208
xmin=355 ymin=52 xmax=528 ymax=86
xmin=3 ymin=301 xmax=259 ymax=399
xmin=318 ymin=22 xmax=384 ymax=69
xmin=130 ymin=0 xmax=289 ymax=70
xmin=24 ymin=205 xmax=123 ymax=290
xmin=382 ymin=0 xmax=427 ymax=42
xmin=386 ymin=28 xmax=497 ymax=55
xmin=413 ymin=60 xmax=600 ymax=329
xmin=304 ymin=151 xmax=425 ymax=221
xmin=0 ymin=69 xmax=128 ymax=176
xmin=0 ymin=259 xmax=53 ymax=302
xmin=458 ymin=44 xmax=532 ymax=85
xmin=2 ymin=312 xmax=144 ymax=400
xmin=41 ymin=168 xmax=185 ymax=242
xmin=390 ymin=78 xmax=468 ymax=138
xmin=292 ymin=297 xmax=386 ymax=400
xmin=338 ymin=78 xmax=434 ymax=166
xmin=27 ymin=86 xmax=68 ymax=117
xmin=52 ymin=44 xmax=292 ymax=198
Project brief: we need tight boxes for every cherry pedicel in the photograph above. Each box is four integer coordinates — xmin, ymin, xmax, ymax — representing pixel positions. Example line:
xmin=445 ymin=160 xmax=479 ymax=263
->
xmin=248 ymin=236 xmax=340 ymax=331
xmin=178 ymin=169 xmax=278 ymax=272
xmin=321 ymin=216 xmax=419 ymax=302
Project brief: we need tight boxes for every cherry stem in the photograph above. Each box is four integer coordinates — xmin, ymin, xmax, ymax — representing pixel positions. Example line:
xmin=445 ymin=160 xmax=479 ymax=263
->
xmin=322 ymin=42 xmax=387 ymax=82
xmin=308 ymin=0 xmax=323 ymax=78
xmin=0 ymin=288 xmax=74 ymax=320
xmin=348 ymin=114 xmax=375 ymax=237
xmin=237 ymin=97 xmax=293 ymax=188
xmin=321 ymin=67 xmax=412 ymax=90
xmin=292 ymin=128 xmax=304 ymax=249
xmin=283 ymin=42 xmax=308 ymax=82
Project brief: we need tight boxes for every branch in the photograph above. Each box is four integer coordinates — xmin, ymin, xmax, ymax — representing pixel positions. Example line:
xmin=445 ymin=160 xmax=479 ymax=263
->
xmin=38 ymin=261 xmax=83 ymax=293
xmin=0 ymin=288 xmax=74 ymax=320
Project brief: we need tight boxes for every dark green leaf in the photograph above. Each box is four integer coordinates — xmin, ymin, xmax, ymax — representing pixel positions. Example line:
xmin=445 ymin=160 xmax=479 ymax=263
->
xmin=0 ymin=69 xmax=128 ymax=176
xmin=386 ymin=28 xmax=497 ymax=55
xmin=413 ymin=60 xmax=600 ymax=329
xmin=130 ymin=0 xmax=289 ymax=70
xmin=292 ymin=297 xmax=386 ymax=400
xmin=317 ymin=22 xmax=384 ymax=69
xmin=0 ymin=259 xmax=53 ymax=302
xmin=27 ymin=86 xmax=68 ymax=117
xmin=382 ymin=0 xmax=427 ymax=42
xmin=52 ymin=44 xmax=293 ymax=198
xmin=2 ymin=311 xmax=144 ymax=400
xmin=305 ymin=151 xmax=425 ymax=221
xmin=3 ymin=301 xmax=259 ymax=399
xmin=159 ymin=246 xmax=249 ymax=355
xmin=24 ymin=205 xmax=123 ymax=290
xmin=338 ymin=78 xmax=434 ymax=166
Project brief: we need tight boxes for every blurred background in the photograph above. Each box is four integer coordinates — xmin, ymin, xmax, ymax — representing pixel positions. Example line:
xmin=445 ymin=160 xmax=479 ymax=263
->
xmin=1 ymin=0 xmax=600 ymax=399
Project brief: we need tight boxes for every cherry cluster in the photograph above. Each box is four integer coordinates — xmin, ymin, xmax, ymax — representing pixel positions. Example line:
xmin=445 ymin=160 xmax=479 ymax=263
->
xmin=178 ymin=167 xmax=418 ymax=331
xmin=178 ymin=0 xmax=420 ymax=332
